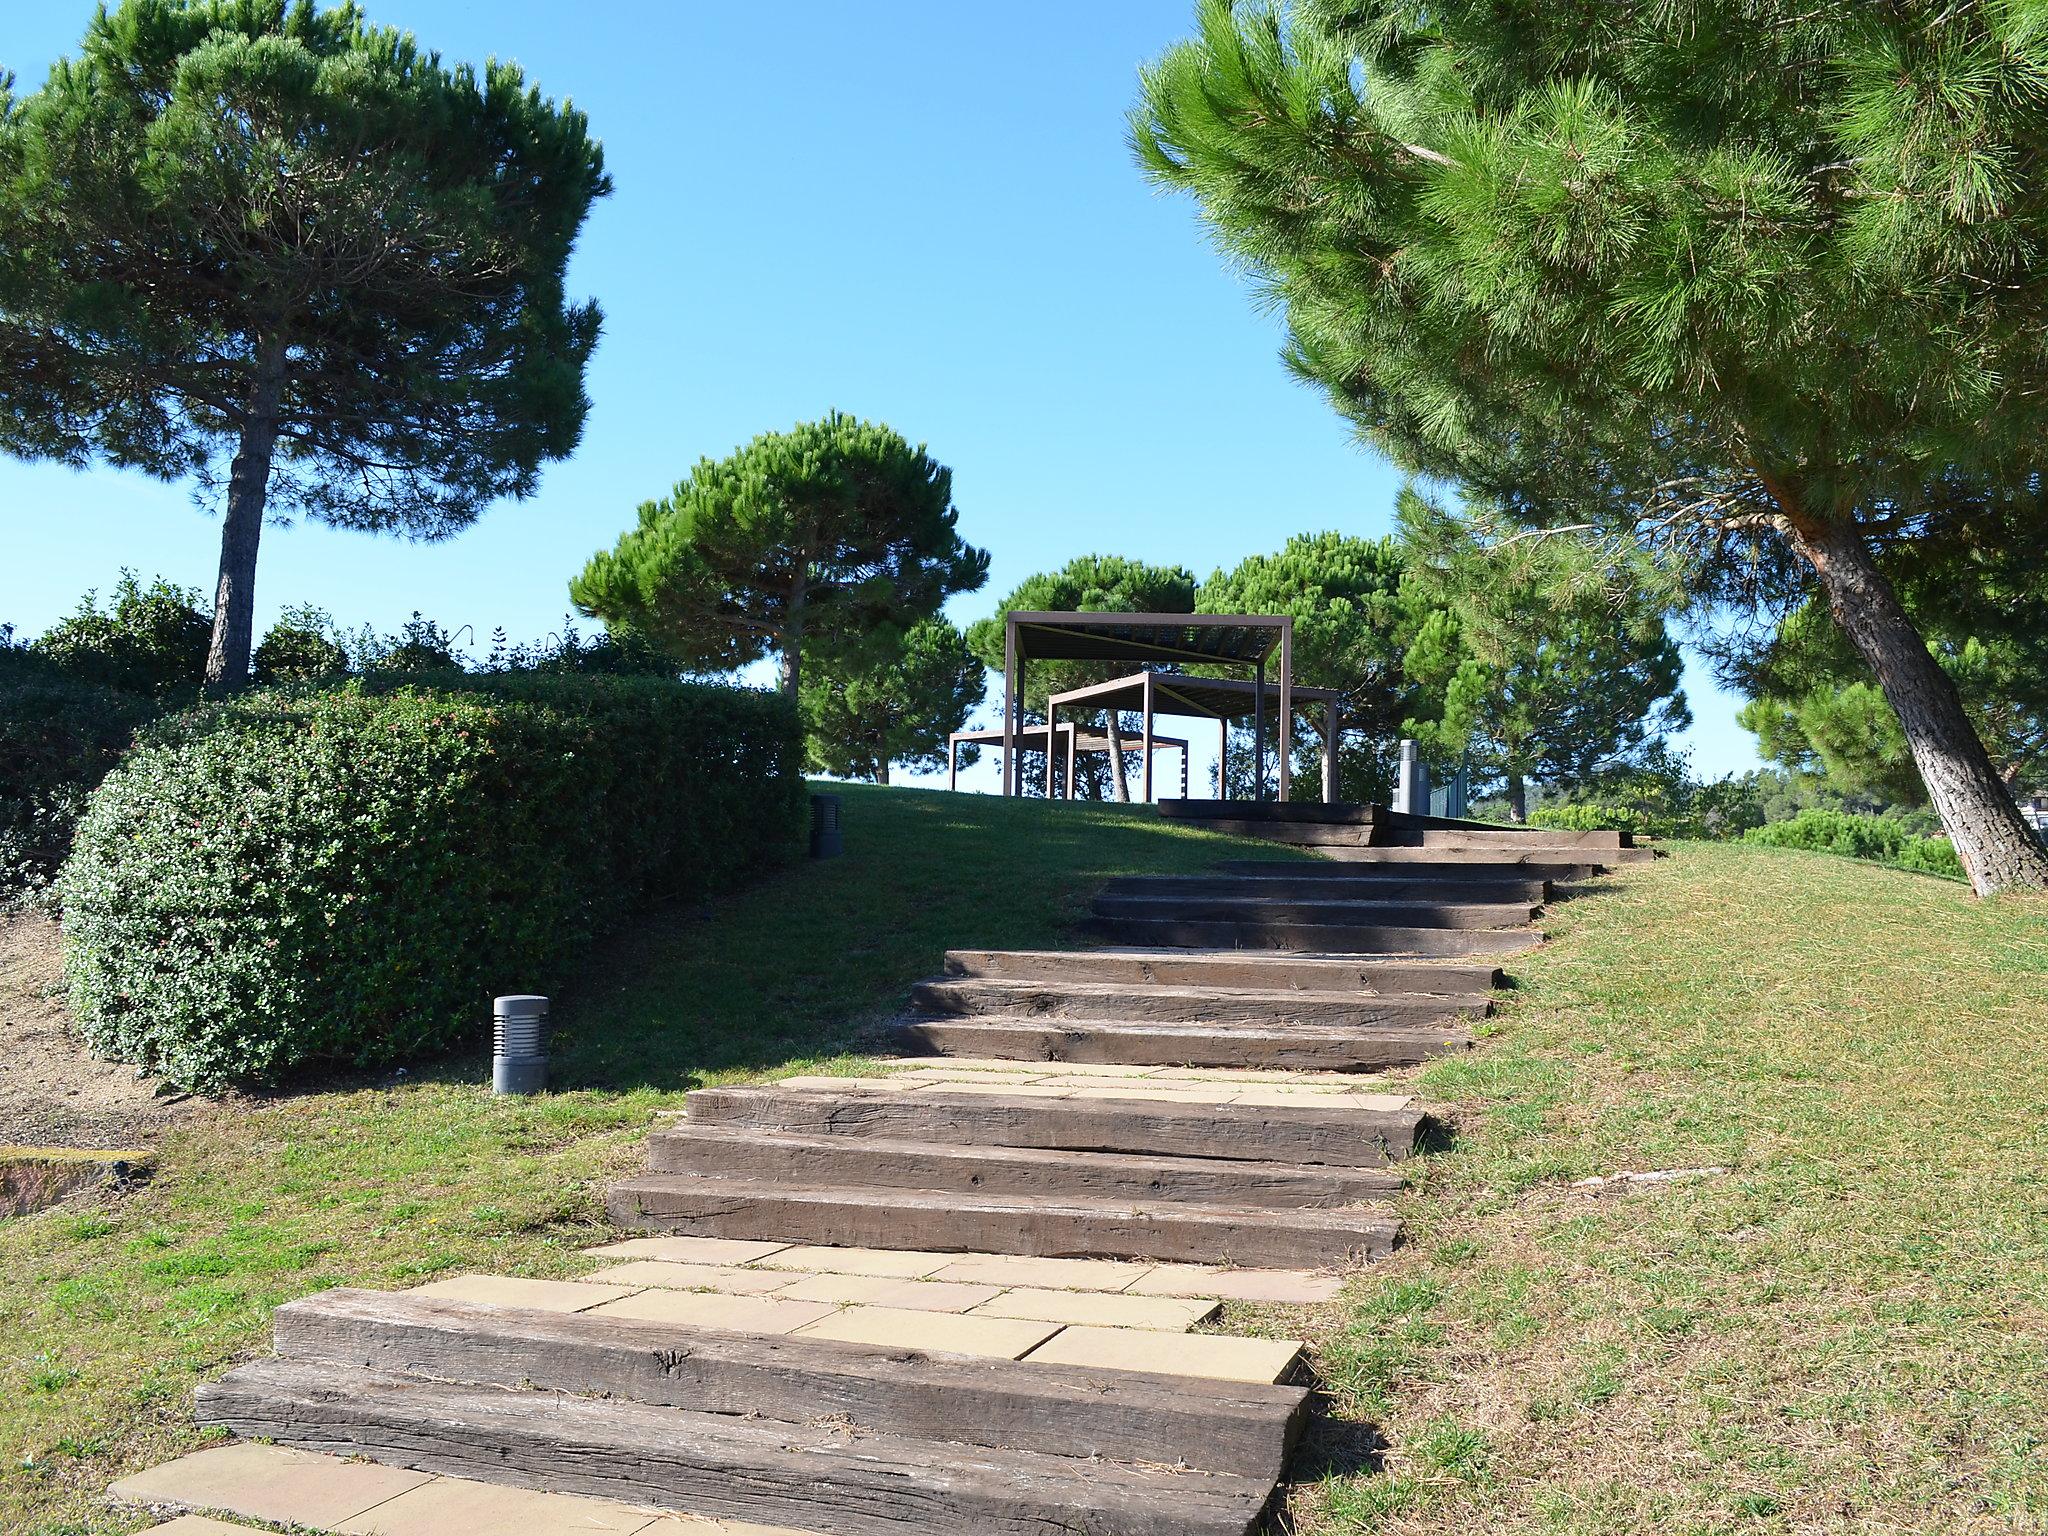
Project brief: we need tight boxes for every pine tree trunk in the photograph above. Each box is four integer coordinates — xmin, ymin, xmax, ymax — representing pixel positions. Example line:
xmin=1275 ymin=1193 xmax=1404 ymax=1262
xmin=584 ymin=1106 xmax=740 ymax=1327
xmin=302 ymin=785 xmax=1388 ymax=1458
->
xmin=1781 ymin=505 xmax=2048 ymax=896
xmin=1106 ymin=712 xmax=1130 ymax=804
xmin=203 ymin=337 xmax=287 ymax=690
xmin=1507 ymin=774 xmax=1527 ymax=823
xmin=781 ymin=568 xmax=808 ymax=703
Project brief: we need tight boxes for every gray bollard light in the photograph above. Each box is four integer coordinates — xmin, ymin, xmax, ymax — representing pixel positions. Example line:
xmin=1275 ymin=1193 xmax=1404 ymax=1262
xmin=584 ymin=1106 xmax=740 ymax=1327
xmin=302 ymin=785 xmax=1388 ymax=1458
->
xmin=492 ymin=994 xmax=549 ymax=1095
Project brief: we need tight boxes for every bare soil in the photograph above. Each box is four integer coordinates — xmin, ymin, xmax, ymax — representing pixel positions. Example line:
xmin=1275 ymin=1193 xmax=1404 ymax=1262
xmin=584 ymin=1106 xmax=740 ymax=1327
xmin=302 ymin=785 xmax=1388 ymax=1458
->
xmin=0 ymin=910 xmax=202 ymax=1148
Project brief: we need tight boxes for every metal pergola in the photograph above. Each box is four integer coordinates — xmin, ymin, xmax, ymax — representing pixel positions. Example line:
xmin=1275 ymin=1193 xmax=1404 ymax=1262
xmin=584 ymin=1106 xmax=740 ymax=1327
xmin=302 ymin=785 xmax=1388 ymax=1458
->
xmin=998 ymin=611 xmax=1302 ymax=801
xmin=1046 ymin=672 xmax=1346 ymax=804
xmin=945 ymin=722 xmax=1191 ymax=799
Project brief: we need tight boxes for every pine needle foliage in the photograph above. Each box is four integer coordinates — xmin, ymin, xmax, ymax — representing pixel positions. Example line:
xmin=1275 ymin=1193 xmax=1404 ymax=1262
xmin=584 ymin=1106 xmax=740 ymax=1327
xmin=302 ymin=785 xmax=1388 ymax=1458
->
xmin=1135 ymin=0 xmax=2048 ymax=891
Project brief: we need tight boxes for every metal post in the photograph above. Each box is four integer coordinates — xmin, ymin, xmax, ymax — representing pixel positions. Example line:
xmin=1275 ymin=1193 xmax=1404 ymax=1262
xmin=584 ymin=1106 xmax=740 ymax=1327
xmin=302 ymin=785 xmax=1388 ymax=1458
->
xmin=1277 ymin=619 xmax=1293 ymax=804
xmin=1002 ymin=618 xmax=1018 ymax=797
xmin=1181 ymin=743 xmax=1190 ymax=799
xmin=1141 ymin=672 xmax=1155 ymax=803
xmin=1064 ymin=725 xmax=1076 ymax=800
xmin=1253 ymin=659 xmax=1267 ymax=803
xmin=1217 ymin=718 xmax=1229 ymax=799
xmin=1323 ymin=699 xmax=1340 ymax=804
xmin=948 ymin=735 xmax=958 ymax=792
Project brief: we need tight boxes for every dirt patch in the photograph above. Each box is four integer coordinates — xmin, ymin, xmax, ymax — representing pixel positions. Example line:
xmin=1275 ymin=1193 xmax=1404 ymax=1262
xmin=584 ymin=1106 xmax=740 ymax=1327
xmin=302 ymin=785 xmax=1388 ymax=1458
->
xmin=0 ymin=910 xmax=205 ymax=1148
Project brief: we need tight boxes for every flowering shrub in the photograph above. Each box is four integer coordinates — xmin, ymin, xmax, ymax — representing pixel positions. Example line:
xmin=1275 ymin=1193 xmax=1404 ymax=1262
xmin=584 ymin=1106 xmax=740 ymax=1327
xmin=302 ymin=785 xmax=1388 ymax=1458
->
xmin=60 ymin=675 xmax=803 ymax=1087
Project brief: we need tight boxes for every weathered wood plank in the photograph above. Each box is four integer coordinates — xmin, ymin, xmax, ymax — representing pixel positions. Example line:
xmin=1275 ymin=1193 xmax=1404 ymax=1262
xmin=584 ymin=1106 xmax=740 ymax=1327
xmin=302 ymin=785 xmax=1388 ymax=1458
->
xmin=1098 ymin=874 xmax=1551 ymax=904
xmin=907 ymin=977 xmax=1489 ymax=1026
xmin=683 ymin=1086 xmax=1428 ymax=1166
xmin=941 ymin=948 xmax=1505 ymax=995
xmin=891 ymin=1016 xmax=1468 ymax=1072
xmin=1088 ymin=894 xmax=1540 ymax=930
xmin=607 ymin=1175 xmax=1399 ymax=1266
xmin=269 ymin=1289 xmax=1307 ymax=1482
xmin=1076 ymin=915 xmax=1543 ymax=956
xmin=647 ymin=1123 xmax=1405 ymax=1207
xmin=197 ymin=1359 xmax=1278 ymax=1536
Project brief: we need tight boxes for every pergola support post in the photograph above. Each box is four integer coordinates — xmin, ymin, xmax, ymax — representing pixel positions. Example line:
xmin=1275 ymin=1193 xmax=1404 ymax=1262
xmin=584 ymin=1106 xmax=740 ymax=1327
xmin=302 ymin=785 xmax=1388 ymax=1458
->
xmin=1002 ymin=617 xmax=1019 ymax=798
xmin=1277 ymin=618 xmax=1292 ymax=804
xmin=1322 ymin=699 xmax=1340 ymax=804
xmin=1141 ymin=671 xmax=1155 ymax=804
xmin=1253 ymin=659 xmax=1266 ymax=803
xmin=1217 ymin=718 xmax=1229 ymax=799
xmin=948 ymin=735 xmax=959 ymax=793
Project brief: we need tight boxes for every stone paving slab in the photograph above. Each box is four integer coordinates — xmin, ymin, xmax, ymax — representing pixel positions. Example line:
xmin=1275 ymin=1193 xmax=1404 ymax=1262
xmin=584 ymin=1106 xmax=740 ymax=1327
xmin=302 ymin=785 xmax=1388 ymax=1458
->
xmin=970 ymin=1287 xmax=1218 ymax=1331
xmin=1128 ymin=1265 xmax=1345 ymax=1303
xmin=411 ymin=1275 xmax=635 ymax=1314
xmin=115 ymin=1446 xmax=824 ymax=1536
xmin=751 ymin=1244 xmax=960 ymax=1277
xmin=1024 ymin=1326 xmax=1305 ymax=1385
xmin=109 ymin=1443 xmax=432 ymax=1528
xmin=582 ymin=1261 xmax=795 ymax=1295
xmin=768 ymin=1273 xmax=1005 ymax=1311
xmin=793 ymin=1304 xmax=1063 ymax=1360
xmin=587 ymin=1290 xmax=841 ymax=1334
xmin=578 ymin=1241 xmax=1344 ymax=1302
xmin=923 ymin=1254 xmax=1155 ymax=1291
xmin=583 ymin=1237 xmax=794 ymax=1265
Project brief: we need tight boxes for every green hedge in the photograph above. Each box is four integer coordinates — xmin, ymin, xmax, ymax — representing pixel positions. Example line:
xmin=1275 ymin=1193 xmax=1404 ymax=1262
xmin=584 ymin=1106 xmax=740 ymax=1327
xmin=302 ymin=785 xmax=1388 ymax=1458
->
xmin=1743 ymin=808 xmax=1964 ymax=880
xmin=60 ymin=675 xmax=805 ymax=1087
xmin=1 ymin=650 xmax=165 ymax=897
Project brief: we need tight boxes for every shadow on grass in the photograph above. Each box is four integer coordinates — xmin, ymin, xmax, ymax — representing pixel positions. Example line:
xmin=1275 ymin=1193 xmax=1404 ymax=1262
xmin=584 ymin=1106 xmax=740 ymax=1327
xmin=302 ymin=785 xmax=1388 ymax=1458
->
xmin=544 ymin=782 xmax=1310 ymax=1094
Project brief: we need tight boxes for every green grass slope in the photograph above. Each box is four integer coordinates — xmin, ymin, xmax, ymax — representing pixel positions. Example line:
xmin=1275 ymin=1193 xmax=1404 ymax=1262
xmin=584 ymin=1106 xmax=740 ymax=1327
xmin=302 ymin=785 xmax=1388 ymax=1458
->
xmin=0 ymin=783 xmax=1299 ymax=1533
xmin=1300 ymin=840 xmax=2048 ymax=1535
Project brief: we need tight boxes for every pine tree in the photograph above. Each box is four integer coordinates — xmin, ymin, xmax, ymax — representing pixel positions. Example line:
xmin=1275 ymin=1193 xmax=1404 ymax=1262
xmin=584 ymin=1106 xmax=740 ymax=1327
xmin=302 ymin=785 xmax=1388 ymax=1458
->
xmin=1135 ymin=0 xmax=2048 ymax=892
xmin=1198 ymin=530 xmax=1411 ymax=800
xmin=573 ymin=414 xmax=988 ymax=702
xmin=0 ymin=1 xmax=609 ymax=688
xmin=801 ymin=617 xmax=986 ymax=784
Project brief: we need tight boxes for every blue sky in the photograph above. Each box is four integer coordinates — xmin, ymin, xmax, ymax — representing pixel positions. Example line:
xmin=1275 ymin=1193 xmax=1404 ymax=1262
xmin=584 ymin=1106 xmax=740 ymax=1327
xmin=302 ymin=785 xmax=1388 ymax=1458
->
xmin=0 ymin=1 xmax=1757 ymax=790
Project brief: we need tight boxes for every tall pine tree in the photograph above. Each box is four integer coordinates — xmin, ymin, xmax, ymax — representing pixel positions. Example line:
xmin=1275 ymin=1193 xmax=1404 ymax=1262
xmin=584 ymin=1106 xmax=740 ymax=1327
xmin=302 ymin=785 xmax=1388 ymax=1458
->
xmin=0 ymin=1 xmax=609 ymax=686
xmin=1136 ymin=0 xmax=2048 ymax=892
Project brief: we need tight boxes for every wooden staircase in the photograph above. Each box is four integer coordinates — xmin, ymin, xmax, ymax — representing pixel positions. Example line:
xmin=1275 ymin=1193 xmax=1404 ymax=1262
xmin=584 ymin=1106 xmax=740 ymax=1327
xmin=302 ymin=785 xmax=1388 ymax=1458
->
xmin=180 ymin=799 xmax=1636 ymax=1536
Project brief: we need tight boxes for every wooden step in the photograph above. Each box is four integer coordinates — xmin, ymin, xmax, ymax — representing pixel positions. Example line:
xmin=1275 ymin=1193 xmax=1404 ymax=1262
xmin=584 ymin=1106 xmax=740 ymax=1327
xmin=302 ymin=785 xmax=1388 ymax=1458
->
xmin=1088 ymin=892 xmax=1541 ymax=930
xmin=1158 ymin=799 xmax=1382 ymax=826
xmin=648 ymin=1123 xmax=1404 ymax=1207
xmin=1306 ymin=845 xmax=1605 ymax=870
xmin=198 ymin=1358 xmax=1280 ymax=1536
xmin=1160 ymin=817 xmax=1375 ymax=846
xmin=944 ymin=948 xmax=1505 ymax=994
xmin=1216 ymin=858 xmax=1576 ymax=882
xmin=1103 ymin=873 xmax=1551 ymax=903
xmin=908 ymin=977 xmax=1489 ymax=1026
xmin=892 ymin=1015 xmax=1470 ymax=1072
xmin=682 ymin=1085 xmax=1430 ymax=1166
xmin=270 ymin=1287 xmax=1309 ymax=1483
xmin=1408 ymin=827 xmax=1627 ymax=850
xmin=607 ymin=1174 xmax=1399 ymax=1267
xmin=1078 ymin=915 xmax=1543 ymax=955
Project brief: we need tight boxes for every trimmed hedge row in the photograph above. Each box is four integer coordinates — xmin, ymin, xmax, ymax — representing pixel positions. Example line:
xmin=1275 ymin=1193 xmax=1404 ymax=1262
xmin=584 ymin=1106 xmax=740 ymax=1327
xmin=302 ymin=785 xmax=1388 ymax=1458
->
xmin=1742 ymin=807 xmax=1964 ymax=879
xmin=60 ymin=674 xmax=805 ymax=1088
xmin=1 ymin=651 xmax=165 ymax=897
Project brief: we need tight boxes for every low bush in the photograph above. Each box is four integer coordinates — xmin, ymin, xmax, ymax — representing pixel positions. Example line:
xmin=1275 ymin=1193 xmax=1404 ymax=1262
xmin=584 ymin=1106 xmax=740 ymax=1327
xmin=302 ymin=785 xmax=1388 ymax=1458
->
xmin=1743 ymin=807 xmax=1964 ymax=879
xmin=60 ymin=674 xmax=804 ymax=1087
xmin=1529 ymin=800 xmax=1697 ymax=839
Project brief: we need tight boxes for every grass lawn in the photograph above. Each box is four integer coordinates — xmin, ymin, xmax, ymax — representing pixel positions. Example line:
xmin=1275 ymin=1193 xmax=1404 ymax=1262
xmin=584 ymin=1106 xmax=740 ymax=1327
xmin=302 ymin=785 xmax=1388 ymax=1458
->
xmin=4 ymin=790 xmax=2044 ymax=1535
xmin=0 ymin=783 xmax=1298 ymax=1535
xmin=1294 ymin=841 xmax=2048 ymax=1535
